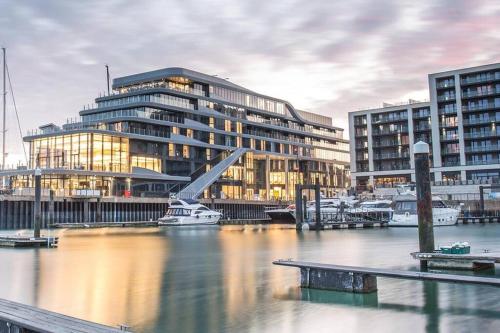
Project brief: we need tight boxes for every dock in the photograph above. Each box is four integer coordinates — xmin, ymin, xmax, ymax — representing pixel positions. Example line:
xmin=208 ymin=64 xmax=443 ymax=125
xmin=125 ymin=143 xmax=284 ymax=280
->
xmin=0 ymin=298 xmax=129 ymax=332
xmin=53 ymin=221 xmax=159 ymax=228
xmin=411 ymin=252 xmax=500 ymax=270
xmin=273 ymin=260 xmax=500 ymax=293
xmin=0 ymin=236 xmax=58 ymax=248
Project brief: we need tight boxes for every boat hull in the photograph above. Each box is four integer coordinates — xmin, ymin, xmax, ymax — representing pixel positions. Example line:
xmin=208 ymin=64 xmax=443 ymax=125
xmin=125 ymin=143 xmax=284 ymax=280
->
xmin=158 ymin=215 xmax=221 ymax=226
xmin=390 ymin=209 xmax=459 ymax=227
xmin=265 ymin=209 xmax=296 ymax=224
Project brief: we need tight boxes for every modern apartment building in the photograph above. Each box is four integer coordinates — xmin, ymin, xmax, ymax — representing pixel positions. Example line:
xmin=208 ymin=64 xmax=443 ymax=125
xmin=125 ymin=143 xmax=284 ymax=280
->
xmin=350 ymin=62 xmax=500 ymax=192
xmin=12 ymin=67 xmax=350 ymax=200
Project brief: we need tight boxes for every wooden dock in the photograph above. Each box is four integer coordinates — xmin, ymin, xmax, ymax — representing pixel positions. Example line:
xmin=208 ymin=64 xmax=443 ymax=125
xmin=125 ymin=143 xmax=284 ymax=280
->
xmin=53 ymin=221 xmax=159 ymax=228
xmin=458 ymin=216 xmax=500 ymax=224
xmin=273 ymin=260 xmax=500 ymax=293
xmin=411 ymin=252 xmax=500 ymax=270
xmin=0 ymin=236 xmax=58 ymax=248
xmin=0 ymin=298 xmax=128 ymax=332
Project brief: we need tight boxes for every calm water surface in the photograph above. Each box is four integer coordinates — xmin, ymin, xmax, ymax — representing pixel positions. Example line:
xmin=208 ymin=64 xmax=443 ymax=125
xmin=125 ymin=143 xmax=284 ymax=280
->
xmin=1 ymin=224 xmax=500 ymax=333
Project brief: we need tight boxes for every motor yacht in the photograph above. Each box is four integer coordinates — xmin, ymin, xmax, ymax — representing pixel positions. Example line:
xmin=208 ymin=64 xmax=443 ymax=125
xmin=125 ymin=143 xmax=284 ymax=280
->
xmin=158 ymin=199 xmax=222 ymax=226
xmin=390 ymin=194 xmax=459 ymax=227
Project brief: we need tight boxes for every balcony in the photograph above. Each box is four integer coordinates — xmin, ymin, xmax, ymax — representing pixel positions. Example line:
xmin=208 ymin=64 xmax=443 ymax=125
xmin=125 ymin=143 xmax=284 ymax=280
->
xmin=440 ymin=134 xmax=459 ymax=141
xmin=462 ymin=103 xmax=500 ymax=112
xmin=356 ymin=165 xmax=369 ymax=172
xmin=413 ymin=111 xmax=431 ymax=119
xmin=461 ymin=73 xmax=500 ymax=86
xmin=436 ymin=80 xmax=455 ymax=89
xmin=439 ymin=122 xmax=459 ymax=128
xmin=355 ymin=143 xmax=368 ymax=149
xmin=356 ymin=156 xmax=369 ymax=161
xmin=462 ymin=88 xmax=500 ymax=99
xmin=437 ymin=95 xmax=456 ymax=102
xmin=372 ymin=128 xmax=408 ymax=136
xmin=373 ymin=152 xmax=410 ymax=160
xmin=466 ymin=159 xmax=500 ymax=166
xmin=463 ymin=131 xmax=499 ymax=139
xmin=441 ymin=148 xmax=460 ymax=155
xmin=414 ymin=124 xmax=431 ymax=131
xmin=438 ymin=107 xmax=457 ymax=115
xmin=372 ymin=141 xmax=408 ymax=148
xmin=442 ymin=160 xmax=461 ymax=167
xmin=355 ymin=131 xmax=368 ymax=137
xmin=354 ymin=119 xmax=367 ymax=126
xmin=463 ymin=118 xmax=500 ymax=126
xmin=371 ymin=115 xmax=408 ymax=124
xmin=465 ymin=145 xmax=500 ymax=153
xmin=374 ymin=163 xmax=411 ymax=171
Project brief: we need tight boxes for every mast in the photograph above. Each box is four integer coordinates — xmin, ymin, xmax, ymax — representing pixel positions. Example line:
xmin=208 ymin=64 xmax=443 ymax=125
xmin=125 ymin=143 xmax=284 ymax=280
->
xmin=2 ymin=47 xmax=5 ymax=171
xmin=105 ymin=64 xmax=110 ymax=95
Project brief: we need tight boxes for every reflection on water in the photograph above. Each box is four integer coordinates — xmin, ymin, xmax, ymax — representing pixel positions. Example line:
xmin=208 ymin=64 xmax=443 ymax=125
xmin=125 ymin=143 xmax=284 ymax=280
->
xmin=0 ymin=225 xmax=500 ymax=332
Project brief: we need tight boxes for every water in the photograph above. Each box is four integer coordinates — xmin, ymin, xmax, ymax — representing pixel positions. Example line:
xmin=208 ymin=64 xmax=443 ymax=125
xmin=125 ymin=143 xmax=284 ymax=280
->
xmin=1 ymin=224 xmax=500 ymax=332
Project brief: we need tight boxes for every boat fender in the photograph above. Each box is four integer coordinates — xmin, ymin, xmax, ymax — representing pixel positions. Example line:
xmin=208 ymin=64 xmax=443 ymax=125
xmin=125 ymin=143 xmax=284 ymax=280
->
xmin=196 ymin=215 xmax=199 ymax=218
xmin=405 ymin=212 xmax=409 ymax=217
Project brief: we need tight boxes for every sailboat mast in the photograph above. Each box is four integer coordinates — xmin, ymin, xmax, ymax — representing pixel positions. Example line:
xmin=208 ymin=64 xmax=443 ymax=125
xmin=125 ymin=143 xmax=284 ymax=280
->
xmin=2 ymin=47 xmax=5 ymax=171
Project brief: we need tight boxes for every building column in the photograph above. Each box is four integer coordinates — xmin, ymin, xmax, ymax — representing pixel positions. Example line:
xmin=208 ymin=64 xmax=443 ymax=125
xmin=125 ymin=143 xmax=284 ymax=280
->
xmin=455 ymin=73 xmax=466 ymax=168
xmin=429 ymin=76 xmax=442 ymax=168
xmin=407 ymin=106 xmax=416 ymax=170
xmin=460 ymin=170 xmax=467 ymax=181
xmin=366 ymin=113 xmax=374 ymax=172
xmin=265 ymin=156 xmax=270 ymax=201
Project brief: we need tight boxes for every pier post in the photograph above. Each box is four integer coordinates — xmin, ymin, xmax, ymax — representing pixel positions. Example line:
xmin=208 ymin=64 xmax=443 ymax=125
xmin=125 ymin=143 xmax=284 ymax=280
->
xmin=295 ymin=184 xmax=302 ymax=229
xmin=96 ymin=198 xmax=102 ymax=222
xmin=33 ymin=168 xmax=42 ymax=238
xmin=314 ymin=181 xmax=321 ymax=230
xmin=479 ymin=186 xmax=485 ymax=216
xmin=83 ymin=200 xmax=89 ymax=223
xmin=414 ymin=141 xmax=434 ymax=270
xmin=48 ymin=189 xmax=55 ymax=226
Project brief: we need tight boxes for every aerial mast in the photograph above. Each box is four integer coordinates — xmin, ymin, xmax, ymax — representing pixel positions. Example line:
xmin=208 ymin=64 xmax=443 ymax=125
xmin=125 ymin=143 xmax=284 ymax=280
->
xmin=105 ymin=64 xmax=110 ymax=95
xmin=2 ymin=47 xmax=6 ymax=171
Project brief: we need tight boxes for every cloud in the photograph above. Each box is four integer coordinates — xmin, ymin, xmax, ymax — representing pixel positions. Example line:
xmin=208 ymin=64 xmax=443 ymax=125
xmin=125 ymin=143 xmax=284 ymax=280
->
xmin=0 ymin=0 xmax=499 ymax=165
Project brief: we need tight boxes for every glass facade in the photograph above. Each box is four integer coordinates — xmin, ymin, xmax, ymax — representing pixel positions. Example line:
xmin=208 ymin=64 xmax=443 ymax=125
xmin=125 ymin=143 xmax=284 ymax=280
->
xmin=30 ymin=133 xmax=129 ymax=172
xmin=24 ymin=68 xmax=350 ymax=199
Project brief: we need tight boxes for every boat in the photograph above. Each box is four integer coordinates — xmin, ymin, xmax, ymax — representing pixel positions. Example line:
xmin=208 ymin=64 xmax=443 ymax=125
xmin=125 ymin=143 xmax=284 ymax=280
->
xmin=349 ymin=199 xmax=393 ymax=222
xmin=307 ymin=196 xmax=358 ymax=214
xmin=390 ymin=194 xmax=459 ymax=227
xmin=158 ymin=199 xmax=222 ymax=226
xmin=264 ymin=204 xmax=296 ymax=224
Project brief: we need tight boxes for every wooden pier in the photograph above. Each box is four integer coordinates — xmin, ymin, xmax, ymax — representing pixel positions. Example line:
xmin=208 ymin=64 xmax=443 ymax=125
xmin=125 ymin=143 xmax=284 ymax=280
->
xmin=0 ymin=298 xmax=128 ymax=332
xmin=273 ymin=260 xmax=500 ymax=293
xmin=0 ymin=236 xmax=58 ymax=248
xmin=53 ymin=221 xmax=159 ymax=229
xmin=411 ymin=252 xmax=500 ymax=270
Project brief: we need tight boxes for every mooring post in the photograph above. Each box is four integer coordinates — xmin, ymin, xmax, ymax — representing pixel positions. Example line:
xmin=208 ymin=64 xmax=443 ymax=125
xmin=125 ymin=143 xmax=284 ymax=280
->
xmin=414 ymin=141 xmax=435 ymax=270
xmin=295 ymin=184 xmax=302 ymax=229
xmin=315 ymin=182 xmax=321 ymax=229
xmin=479 ymin=186 xmax=485 ymax=216
xmin=33 ymin=168 xmax=42 ymax=238
xmin=48 ymin=189 xmax=55 ymax=226
xmin=96 ymin=197 xmax=102 ymax=222
xmin=302 ymin=195 xmax=308 ymax=222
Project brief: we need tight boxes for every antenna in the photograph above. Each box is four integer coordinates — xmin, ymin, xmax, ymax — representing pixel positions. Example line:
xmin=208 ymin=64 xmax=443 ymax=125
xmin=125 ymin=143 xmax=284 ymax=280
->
xmin=2 ymin=47 xmax=6 ymax=171
xmin=105 ymin=64 xmax=110 ymax=95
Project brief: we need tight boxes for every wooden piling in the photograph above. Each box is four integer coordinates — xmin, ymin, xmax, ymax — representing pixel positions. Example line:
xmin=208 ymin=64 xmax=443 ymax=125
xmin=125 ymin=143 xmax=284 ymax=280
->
xmin=33 ymin=168 xmax=42 ymax=238
xmin=414 ymin=141 xmax=435 ymax=270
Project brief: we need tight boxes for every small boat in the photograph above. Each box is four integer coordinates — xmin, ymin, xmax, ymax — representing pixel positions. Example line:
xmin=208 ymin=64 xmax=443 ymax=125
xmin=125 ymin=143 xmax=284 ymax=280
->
xmin=390 ymin=194 xmax=459 ymax=227
xmin=158 ymin=199 xmax=222 ymax=226
xmin=265 ymin=204 xmax=296 ymax=224
xmin=307 ymin=197 xmax=358 ymax=214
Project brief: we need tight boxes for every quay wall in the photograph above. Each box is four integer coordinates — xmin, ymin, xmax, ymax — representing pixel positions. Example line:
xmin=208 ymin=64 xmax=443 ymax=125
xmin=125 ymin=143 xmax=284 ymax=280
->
xmin=0 ymin=196 xmax=285 ymax=229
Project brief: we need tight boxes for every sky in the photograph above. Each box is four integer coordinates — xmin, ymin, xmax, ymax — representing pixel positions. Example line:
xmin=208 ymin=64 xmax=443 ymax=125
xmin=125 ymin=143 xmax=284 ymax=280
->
xmin=0 ymin=0 xmax=500 ymax=166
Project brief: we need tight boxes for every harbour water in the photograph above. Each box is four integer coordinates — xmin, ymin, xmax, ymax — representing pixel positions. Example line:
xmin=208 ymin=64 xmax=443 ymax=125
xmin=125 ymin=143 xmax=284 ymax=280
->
xmin=1 ymin=224 xmax=500 ymax=332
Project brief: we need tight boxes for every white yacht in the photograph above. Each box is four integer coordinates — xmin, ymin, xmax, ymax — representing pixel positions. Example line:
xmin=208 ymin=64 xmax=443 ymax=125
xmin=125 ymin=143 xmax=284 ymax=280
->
xmin=350 ymin=199 xmax=393 ymax=221
xmin=158 ymin=199 xmax=222 ymax=226
xmin=390 ymin=195 xmax=459 ymax=227
xmin=307 ymin=197 xmax=358 ymax=214
xmin=265 ymin=204 xmax=296 ymax=224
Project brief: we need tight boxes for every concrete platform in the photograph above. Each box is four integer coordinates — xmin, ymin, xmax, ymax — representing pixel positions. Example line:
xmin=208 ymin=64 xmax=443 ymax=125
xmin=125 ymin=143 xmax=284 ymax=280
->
xmin=273 ymin=260 xmax=500 ymax=293
xmin=53 ymin=221 xmax=159 ymax=228
xmin=411 ymin=252 xmax=500 ymax=270
xmin=0 ymin=236 xmax=58 ymax=248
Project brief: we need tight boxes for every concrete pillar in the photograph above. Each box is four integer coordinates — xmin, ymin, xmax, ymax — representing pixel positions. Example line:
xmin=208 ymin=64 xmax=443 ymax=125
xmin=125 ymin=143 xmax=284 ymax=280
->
xmin=96 ymin=198 xmax=102 ymax=222
xmin=300 ymin=267 xmax=377 ymax=293
xmin=48 ymin=190 xmax=55 ymax=226
xmin=34 ymin=168 xmax=42 ymax=237
xmin=455 ymin=73 xmax=466 ymax=168
xmin=83 ymin=200 xmax=89 ymax=223
xmin=366 ymin=113 xmax=374 ymax=172
xmin=414 ymin=141 xmax=435 ymax=270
